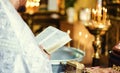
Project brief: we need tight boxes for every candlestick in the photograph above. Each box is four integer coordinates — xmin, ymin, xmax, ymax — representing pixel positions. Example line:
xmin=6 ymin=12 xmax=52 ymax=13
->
xmin=83 ymin=0 xmax=111 ymax=66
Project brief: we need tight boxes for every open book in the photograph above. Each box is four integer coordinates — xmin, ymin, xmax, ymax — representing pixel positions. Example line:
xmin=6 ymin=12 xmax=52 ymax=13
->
xmin=35 ymin=26 xmax=71 ymax=54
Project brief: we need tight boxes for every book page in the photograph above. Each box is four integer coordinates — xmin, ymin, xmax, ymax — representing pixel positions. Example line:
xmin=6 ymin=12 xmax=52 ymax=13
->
xmin=35 ymin=26 xmax=71 ymax=54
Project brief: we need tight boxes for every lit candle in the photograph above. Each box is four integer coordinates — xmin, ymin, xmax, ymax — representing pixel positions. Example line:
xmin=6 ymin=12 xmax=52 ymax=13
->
xmin=96 ymin=0 xmax=102 ymax=22
xmin=97 ymin=0 xmax=102 ymax=14
xmin=102 ymin=7 xmax=107 ymax=22
xmin=92 ymin=9 xmax=97 ymax=21
xmin=97 ymin=9 xmax=102 ymax=22
xmin=83 ymin=34 xmax=88 ymax=51
xmin=67 ymin=30 xmax=71 ymax=47
xmin=78 ymin=32 xmax=82 ymax=49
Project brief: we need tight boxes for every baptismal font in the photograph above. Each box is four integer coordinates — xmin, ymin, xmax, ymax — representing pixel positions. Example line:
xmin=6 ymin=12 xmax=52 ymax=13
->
xmin=83 ymin=0 xmax=111 ymax=66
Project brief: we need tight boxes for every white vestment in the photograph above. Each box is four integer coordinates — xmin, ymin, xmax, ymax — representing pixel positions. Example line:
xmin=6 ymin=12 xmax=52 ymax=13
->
xmin=0 ymin=0 xmax=52 ymax=73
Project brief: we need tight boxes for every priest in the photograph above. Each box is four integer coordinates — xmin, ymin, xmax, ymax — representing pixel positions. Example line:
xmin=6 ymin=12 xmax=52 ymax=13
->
xmin=0 ymin=0 xmax=52 ymax=73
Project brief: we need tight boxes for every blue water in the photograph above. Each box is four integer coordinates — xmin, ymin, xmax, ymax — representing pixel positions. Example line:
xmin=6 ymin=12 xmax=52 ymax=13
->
xmin=50 ymin=46 xmax=85 ymax=73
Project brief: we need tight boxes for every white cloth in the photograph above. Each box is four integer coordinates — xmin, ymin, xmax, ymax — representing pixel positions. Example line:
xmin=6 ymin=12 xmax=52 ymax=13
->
xmin=0 ymin=0 xmax=52 ymax=73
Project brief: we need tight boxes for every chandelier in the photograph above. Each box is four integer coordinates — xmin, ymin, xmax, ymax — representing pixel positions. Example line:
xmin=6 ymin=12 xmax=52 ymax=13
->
xmin=26 ymin=0 xmax=41 ymax=7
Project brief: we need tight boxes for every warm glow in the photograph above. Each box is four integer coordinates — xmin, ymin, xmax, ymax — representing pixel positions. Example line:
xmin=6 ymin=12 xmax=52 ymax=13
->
xmin=25 ymin=0 xmax=40 ymax=14
xmin=67 ymin=30 xmax=71 ymax=47
xmin=103 ymin=7 xmax=107 ymax=12
xmin=102 ymin=7 xmax=107 ymax=22
xmin=98 ymin=24 xmax=105 ymax=28
xmin=92 ymin=9 xmax=97 ymax=20
xmin=85 ymin=34 xmax=88 ymax=39
xmin=26 ymin=0 xmax=40 ymax=7
xmin=79 ymin=32 xmax=82 ymax=36
xmin=92 ymin=9 xmax=97 ymax=15
xmin=67 ymin=30 xmax=70 ymax=35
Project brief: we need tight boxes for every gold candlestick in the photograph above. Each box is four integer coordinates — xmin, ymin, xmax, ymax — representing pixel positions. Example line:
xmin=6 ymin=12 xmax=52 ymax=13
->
xmin=83 ymin=0 xmax=111 ymax=66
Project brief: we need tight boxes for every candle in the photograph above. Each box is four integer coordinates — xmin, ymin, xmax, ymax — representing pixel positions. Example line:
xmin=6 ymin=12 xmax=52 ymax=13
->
xmin=96 ymin=0 xmax=102 ymax=14
xmin=83 ymin=34 xmax=88 ymax=51
xmin=67 ymin=30 xmax=71 ymax=47
xmin=97 ymin=0 xmax=102 ymax=8
xmin=96 ymin=0 xmax=102 ymax=22
xmin=92 ymin=9 xmax=97 ymax=20
xmin=77 ymin=32 xmax=82 ymax=49
xmin=102 ymin=7 xmax=107 ymax=22
xmin=97 ymin=9 xmax=102 ymax=22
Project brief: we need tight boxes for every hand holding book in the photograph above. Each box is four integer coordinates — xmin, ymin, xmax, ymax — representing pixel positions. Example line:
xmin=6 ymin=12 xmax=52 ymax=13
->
xmin=35 ymin=26 xmax=71 ymax=54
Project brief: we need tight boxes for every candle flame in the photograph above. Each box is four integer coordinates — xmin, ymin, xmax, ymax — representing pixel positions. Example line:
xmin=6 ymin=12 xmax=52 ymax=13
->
xmin=92 ymin=9 xmax=97 ymax=15
xmin=79 ymin=32 xmax=82 ymax=36
xmin=103 ymin=7 xmax=107 ymax=12
xmin=85 ymin=34 xmax=88 ymax=39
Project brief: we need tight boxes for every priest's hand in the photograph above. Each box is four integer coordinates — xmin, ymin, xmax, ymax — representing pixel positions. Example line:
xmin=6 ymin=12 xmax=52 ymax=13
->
xmin=39 ymin=45 xmax=50 ymax=59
